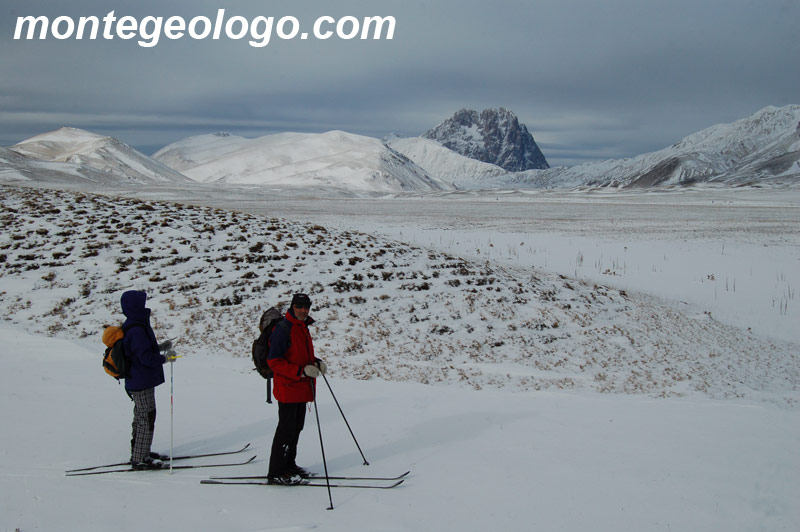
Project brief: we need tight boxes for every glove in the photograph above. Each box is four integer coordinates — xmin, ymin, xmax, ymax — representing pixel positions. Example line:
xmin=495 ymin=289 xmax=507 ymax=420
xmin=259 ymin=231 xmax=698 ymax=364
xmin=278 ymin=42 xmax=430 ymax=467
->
xmin=158 ymin=339 xmax=173 ymax=352
xmin=163 ymin=349 xmax=178 ymax=362
xmin=303 ymin=364 xmax=321 ymax=378
xmin=316 ymin=360 xmax=327 ymax=375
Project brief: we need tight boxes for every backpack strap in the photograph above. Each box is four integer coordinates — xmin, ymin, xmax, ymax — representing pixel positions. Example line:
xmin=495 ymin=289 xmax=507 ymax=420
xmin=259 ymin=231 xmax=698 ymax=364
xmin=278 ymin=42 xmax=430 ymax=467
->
xmin=268 ymin=319 xmax=293 ymax=360
xmin=276 ymin=319 xmax=292 ymax=338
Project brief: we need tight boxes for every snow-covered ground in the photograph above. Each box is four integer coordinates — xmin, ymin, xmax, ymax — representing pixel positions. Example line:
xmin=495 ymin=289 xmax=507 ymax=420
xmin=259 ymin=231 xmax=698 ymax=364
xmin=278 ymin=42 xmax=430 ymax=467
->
xmin=173 ymin=184 xmax=800 ymax=344
xmin=1 ymin=182 xmax=799 ymax=531
xmin=2 ymin=326 xmax=799 ymax=532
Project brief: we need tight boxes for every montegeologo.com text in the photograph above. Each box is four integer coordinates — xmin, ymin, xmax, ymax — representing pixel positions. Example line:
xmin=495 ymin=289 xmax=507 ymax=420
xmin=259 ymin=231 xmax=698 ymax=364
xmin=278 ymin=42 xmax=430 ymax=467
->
xmin=13 ymin=9 xmax=396 ymax=48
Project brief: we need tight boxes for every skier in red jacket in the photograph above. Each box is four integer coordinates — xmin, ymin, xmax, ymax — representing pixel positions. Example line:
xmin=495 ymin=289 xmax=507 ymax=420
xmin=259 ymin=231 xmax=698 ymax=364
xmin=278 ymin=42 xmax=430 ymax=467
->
xmin=266 ymin=293 xmax=328 ymax=484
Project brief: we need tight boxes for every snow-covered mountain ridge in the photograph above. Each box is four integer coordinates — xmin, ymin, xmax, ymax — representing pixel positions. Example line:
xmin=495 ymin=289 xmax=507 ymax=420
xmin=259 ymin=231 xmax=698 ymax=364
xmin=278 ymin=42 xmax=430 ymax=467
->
xmin=2 ymin=105 xmax=798 ymax=191
xmin=153 ymin=130 xmax=451 ymax=193
xmin=7 ymin=127 xmax=191 ymax=185
xmin=0 ymin=145 xmax=115 ymax=184
xmin=510 ymin=105 xmax=800 ymax=188
xmin=422 ymin=108 xmax=550 ymax=171
xmin=1 ymin=185 xmax=797 ymax=404
xmin=384 ymin=136 xmax=510 ymax=188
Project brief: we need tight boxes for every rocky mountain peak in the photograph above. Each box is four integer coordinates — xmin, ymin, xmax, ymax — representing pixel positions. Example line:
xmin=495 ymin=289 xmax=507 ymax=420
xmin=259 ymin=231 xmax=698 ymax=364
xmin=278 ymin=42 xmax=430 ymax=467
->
xmin=423 ymin=108 xmax=549 ymax=171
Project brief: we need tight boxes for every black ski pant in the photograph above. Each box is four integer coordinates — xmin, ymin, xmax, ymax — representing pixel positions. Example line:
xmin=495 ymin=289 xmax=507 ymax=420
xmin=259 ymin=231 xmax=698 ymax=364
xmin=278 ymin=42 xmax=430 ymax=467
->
xmin=268 ymin=402 xmax=306 ymax=477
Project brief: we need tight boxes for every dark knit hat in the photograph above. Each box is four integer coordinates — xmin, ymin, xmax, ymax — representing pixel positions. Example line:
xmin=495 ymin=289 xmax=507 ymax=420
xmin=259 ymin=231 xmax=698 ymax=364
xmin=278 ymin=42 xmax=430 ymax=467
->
xmin=291 ymin=293 xmax=312 ymax=308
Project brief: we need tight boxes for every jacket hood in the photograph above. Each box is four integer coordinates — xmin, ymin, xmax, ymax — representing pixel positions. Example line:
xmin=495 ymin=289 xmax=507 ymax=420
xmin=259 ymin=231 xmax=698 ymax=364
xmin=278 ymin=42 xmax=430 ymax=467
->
xmin=121 ymin=290 xmax=149 ymax=322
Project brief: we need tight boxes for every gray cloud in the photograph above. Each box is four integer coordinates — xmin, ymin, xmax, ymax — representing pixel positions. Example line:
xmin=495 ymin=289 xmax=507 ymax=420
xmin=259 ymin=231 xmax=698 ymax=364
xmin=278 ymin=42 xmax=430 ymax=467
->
xmin=2 ymin=0 xmax=797 ymax=166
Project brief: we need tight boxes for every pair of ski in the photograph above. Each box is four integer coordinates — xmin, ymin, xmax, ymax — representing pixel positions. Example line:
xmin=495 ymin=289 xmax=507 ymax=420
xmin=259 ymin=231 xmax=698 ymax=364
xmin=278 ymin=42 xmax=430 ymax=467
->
xmin=201 ymin=470 xmax=409 ymax=489
xmin=66 ymin=442 xmax=407 ymax=489
xmin=65 ymin=443 xmax=255 ymax=476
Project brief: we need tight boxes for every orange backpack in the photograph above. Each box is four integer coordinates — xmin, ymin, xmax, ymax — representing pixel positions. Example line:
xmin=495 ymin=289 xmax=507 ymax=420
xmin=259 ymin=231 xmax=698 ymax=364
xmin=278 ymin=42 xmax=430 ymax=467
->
xmin=102 ymin=326 xmax=129 ymax=380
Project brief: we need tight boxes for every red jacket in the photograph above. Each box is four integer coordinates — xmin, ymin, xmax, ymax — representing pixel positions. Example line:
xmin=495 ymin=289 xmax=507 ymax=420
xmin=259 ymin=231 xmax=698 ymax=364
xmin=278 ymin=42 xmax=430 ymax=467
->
xmin=267 ymin=311 xmax=316 ymax=403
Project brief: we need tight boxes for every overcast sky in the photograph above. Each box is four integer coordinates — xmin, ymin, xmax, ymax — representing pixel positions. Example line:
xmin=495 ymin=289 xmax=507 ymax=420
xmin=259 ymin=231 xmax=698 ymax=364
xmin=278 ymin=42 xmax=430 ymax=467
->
xmin=2 ymin=0 xmax=798 ymax=167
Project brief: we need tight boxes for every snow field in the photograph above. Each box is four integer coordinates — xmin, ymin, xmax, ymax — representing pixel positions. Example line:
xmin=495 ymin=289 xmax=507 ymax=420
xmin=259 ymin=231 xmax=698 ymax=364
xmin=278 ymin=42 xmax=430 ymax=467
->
xmin=1 ymin=327 xmax=798 ymax=531
xmin=365 ymin=228 xmax=799 ymax=344
xmin=229 ymin=186 xmax=799 ymax=344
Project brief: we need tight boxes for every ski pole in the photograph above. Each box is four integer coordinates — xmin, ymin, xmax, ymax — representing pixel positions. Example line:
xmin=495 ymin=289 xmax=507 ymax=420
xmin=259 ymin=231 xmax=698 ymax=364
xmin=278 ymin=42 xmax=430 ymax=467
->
xmin=311 ymin=381 xmax=334 ymax=510
xmin=170 ymin=357 xmax=174 ymax=473
xmin=163 ymin=338 xmax=180 ymax=473
xmin=321 ymin=373 xmax=369 ymax=466
xmin=266 ymin=378 xmax=273 ymax=404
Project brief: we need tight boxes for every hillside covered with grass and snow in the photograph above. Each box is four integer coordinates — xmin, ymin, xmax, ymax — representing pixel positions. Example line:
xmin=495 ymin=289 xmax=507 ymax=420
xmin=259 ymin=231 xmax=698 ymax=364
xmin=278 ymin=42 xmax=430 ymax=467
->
xmin=2 ymin=185 xmax=797 ymax=404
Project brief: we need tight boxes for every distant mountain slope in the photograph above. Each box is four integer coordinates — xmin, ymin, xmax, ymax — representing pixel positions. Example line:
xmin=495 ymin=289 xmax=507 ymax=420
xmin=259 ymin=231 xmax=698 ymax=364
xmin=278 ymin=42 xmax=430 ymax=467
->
xmin=153 ymin=130 xmax=453 ymax=193
xmin=385 ymin=136 xmax=509 ymax=187
xmin=423 ymin=108 xmax=549 ymax=171
xmin=7 ymin=127 xmax=191 ymax=185
xmin=0 ymin=145 xmax=120 ymax=184
xmin=149 ymin=132 xmax=249 ymax=173
xmin=6 ymin=105 xmax=798 ymax=192
xmin=513 ymin=105 xmax=800 ymax=189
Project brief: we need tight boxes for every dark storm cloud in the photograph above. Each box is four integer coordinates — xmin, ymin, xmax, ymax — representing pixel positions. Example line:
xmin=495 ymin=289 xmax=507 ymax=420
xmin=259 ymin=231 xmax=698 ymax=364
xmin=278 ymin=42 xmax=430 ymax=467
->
xmin=1 ymin=0 xmax=797 ymax=166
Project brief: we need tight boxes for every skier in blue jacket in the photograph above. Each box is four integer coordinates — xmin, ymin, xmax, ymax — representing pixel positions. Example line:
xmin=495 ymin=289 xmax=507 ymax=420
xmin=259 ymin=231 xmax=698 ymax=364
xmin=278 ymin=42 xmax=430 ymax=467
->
xmin=120 ymin=290 xmax=175 ymax=470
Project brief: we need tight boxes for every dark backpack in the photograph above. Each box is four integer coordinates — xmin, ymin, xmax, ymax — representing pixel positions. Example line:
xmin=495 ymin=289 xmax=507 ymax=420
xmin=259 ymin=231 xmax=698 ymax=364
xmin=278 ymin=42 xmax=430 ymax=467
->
xmin=252 ymin=307 xmax=291 ymax=379
xmin=102 ymin=325 xmax=130 ymax=380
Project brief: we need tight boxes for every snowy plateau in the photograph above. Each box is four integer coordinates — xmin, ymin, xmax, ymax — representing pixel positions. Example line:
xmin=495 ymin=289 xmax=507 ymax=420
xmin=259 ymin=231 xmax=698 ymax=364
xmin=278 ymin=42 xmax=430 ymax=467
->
xmin=1 ymin=105 xmax=799 ymax=532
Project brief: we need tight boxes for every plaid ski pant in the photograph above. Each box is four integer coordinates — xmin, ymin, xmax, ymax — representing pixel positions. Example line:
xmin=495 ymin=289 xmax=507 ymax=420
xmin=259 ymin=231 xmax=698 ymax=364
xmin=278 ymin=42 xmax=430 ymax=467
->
xmin=129 ymin=388 xmax=157 ymax=463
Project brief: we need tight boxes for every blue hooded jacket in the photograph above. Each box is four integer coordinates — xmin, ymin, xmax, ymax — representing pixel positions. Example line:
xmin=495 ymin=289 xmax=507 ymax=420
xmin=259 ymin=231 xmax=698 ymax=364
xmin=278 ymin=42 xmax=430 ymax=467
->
xmin=121 ymin=290 xmax=165 ymax=392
